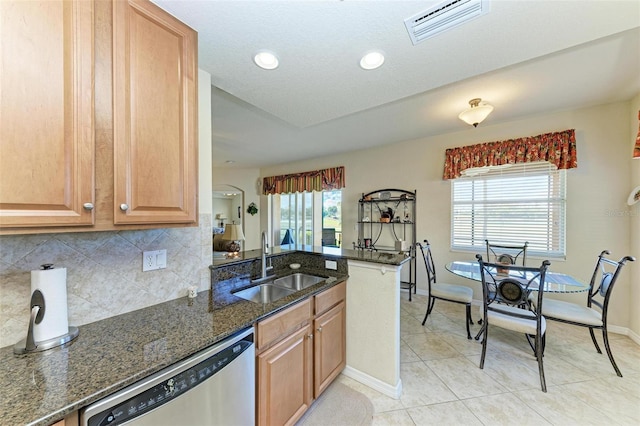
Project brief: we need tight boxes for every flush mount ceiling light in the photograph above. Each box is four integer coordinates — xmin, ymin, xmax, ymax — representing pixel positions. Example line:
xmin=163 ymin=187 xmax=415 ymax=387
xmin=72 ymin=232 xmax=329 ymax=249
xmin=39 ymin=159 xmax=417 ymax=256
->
xmin=253 ymin=50 xmax=279 ymax=70
xmin=458 ymin=98 xmax=494 ymax=127
xmin=359 ymin=51 xmax=385 ymax=70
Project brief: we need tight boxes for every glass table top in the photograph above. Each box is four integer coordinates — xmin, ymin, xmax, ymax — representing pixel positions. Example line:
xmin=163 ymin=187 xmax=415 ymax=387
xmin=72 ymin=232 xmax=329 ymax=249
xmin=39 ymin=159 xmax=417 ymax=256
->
xmin=446 ymin=261 xmax=589 ymax=293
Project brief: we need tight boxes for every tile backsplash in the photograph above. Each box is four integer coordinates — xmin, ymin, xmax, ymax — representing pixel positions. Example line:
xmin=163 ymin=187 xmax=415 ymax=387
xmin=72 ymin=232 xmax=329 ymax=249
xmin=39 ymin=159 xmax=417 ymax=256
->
xmin=0 ymin=214 xmax=212 ymax=348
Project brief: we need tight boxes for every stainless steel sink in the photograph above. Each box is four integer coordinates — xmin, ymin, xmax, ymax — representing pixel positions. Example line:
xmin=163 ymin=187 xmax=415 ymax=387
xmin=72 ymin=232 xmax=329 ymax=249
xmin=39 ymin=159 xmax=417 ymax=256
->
xmin=232 ymin=284 xmax=296 ymax=304
xmin=272 ymin=273 xmax=325 ymax=291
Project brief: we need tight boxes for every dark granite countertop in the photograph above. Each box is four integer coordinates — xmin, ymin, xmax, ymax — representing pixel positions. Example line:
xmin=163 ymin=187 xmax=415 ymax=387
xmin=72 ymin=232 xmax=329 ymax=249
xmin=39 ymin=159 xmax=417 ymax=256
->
xmin=213 ymin=244 xmax=411 ymax=267
xmin=0 ymin=269 xmax=347 ymax=426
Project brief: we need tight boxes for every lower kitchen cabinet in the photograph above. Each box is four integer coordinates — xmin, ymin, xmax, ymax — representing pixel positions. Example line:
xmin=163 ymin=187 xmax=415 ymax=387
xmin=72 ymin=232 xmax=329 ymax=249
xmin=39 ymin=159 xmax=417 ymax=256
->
xmin=257 ymin=325 xmax=313 ymax=426
xmin=50 ymin=411 xmax=78 ymax=426
xmin=256 ymin=281 xmax=346 ymax=426
xmin=314 ymin=300 xmax=346 ymax=396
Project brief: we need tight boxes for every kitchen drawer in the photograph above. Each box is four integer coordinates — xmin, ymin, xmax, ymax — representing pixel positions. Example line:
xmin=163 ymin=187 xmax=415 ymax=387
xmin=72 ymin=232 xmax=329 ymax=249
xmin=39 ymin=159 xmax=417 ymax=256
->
xmin=257 ymin=298 xmax=311 ymax=351
xmin=315 ymin=281 xmax=346 ymax=316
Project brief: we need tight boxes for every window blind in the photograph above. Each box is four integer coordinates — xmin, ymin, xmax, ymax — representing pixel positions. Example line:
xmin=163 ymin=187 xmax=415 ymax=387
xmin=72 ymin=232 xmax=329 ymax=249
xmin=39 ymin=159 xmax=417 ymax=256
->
xmin=451 ymin=162 xmax=566 ymax=258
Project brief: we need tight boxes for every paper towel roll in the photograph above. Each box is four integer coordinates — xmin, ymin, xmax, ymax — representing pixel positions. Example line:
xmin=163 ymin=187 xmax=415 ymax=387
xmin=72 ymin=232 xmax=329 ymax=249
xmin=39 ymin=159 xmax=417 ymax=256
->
xmin=31 ymin=265 xmax=69 ymax=342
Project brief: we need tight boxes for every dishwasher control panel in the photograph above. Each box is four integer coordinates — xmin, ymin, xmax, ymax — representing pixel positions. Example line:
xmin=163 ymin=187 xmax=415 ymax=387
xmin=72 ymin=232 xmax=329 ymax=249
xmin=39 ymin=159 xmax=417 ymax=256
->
xmin=85 ymin=331 xmax=254 ymax=426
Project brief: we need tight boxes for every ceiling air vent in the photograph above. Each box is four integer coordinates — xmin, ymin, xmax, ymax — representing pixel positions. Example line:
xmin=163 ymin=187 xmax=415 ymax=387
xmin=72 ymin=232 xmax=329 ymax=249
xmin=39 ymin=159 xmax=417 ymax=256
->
xmin=404 ymin=0 xmax=490 ymax=45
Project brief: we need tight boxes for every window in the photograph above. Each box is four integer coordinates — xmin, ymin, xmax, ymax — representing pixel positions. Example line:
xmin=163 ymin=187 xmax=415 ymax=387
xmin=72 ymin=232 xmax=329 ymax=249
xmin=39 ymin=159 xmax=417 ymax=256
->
xmin=270 ymin=190 xmax=342 ymax=247
xmin=451 ymin=162 xmax=566 ymax=258
xmin=279 ymin=192 xmax=313 ymax=245
xmin=322 ymin=190 xmax=342 ymax=247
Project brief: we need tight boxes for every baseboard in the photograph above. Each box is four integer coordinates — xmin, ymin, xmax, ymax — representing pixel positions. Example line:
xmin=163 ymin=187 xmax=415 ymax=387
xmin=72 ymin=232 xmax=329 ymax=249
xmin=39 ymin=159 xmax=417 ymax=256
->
xmin=342 ymin=365 xmax=402 ymax=399
xmin=608 ymin=324 xmax=640 ymax=346
xmin=626 ymin=328 xmax=640 ymax=345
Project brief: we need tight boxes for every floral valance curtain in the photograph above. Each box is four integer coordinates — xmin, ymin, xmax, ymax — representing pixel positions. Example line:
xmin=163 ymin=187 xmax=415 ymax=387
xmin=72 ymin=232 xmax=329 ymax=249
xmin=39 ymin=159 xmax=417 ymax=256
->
xmin=443 ymin=129 xmax=577 ymax=180
xmin=262 ymin=166 xmax=345 ymax=195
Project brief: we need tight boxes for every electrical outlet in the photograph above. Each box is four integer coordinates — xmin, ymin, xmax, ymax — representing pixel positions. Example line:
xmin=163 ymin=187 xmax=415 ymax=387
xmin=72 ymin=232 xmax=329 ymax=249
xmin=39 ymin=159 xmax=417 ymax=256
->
xmin=142 ymin=249 xmax=167 ymax=271
xmin=325 ymin=260 xmax=337 ymax=270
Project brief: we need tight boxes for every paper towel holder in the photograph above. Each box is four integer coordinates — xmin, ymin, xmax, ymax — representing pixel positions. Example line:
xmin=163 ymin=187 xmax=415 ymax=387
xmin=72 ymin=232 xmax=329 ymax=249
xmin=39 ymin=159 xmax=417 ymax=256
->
xmin=14 ymin=326 xmax=79 ymax=355
xmin=14 ymin=264 xmax=79 ymax=355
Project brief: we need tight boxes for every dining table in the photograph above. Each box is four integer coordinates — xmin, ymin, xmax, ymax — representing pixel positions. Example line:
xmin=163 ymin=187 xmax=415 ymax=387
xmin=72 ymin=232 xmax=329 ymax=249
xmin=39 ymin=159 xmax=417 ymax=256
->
xmin=445 ymin=260 xmax=590 ymax=293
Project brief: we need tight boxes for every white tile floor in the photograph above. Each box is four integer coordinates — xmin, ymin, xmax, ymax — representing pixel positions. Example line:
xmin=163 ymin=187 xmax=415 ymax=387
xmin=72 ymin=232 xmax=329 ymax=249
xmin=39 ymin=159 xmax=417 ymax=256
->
xmin=337 ymin=293 xmax=640 ymax=425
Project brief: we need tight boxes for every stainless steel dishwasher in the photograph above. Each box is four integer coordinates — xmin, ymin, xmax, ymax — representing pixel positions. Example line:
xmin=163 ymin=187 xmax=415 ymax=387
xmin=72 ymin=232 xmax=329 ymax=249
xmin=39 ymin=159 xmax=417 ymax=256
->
xmin=81 ymin=327 xmax=255 ymax=426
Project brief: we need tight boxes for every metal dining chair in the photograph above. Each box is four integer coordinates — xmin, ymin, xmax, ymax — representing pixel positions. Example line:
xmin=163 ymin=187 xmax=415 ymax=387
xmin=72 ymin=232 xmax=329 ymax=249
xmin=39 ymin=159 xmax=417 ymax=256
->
xmin=476 ymin=254 xmax=551 ymax=392
xmin=485 ymin=239 xmax=528 ymax=266
xmin=478 ymin=240 xmax=530 ymax=326
xmin=529 ymin=250 xmax=635 ymax=377
xmin=417 ymin=240 xmax=474 ymax=339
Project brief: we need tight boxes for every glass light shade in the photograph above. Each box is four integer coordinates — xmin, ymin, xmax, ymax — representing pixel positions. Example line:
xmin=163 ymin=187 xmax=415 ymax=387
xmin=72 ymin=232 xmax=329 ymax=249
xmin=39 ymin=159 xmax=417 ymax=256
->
xmin=253 ymin=51 xmax=279 ymax=70
xmin=222 ymin=224 xmax=245 ymax=241
xmin=360 ymin=51 xmax=385 ymax=70
xmin=459 ymin=100 xmax=494 ymax=127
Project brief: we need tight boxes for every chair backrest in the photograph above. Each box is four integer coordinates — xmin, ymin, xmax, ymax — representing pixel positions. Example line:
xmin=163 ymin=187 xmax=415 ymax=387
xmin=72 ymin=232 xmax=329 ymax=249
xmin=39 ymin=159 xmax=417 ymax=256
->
xmin=476 ymin=254 xmax=550 ymax=320
xmin=586 ymin=250 xmax=635 ymax=318
xmin=321 ymin=228 xmax=336 ymax=246
xmin=485 ymin=239 xmax=528 ymax=266
xmin=416 ymin=240 xmax=437 ymax=291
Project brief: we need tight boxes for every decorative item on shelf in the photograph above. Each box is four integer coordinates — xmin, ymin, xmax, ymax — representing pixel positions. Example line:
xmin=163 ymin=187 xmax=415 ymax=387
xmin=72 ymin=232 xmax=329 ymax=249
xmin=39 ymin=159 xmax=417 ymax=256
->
xmin=380 ymin=207 xmax=394 ymax=223
xmin=363 ymin=195 xmax=372 ymax=201
xmin=458 ymin=98 xmax=494 ymax=127
xmin=378 ymin=191 xmax=391 ymax=200
xmin=222 ymin=223 xmax=245 ymax=254
xmin=246 ymin=202 xmax=258 ymax=216
xmin=364 ymin=238 xmax=372 ymax=248
xmin=395 ymin=240 xmax=408 ymax=251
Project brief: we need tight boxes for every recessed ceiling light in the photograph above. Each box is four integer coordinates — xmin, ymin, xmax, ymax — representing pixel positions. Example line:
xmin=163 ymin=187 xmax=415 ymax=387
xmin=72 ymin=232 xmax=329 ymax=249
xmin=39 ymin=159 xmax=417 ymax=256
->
xmin=253 ymin=50 xmax=279 ymax=70
xmin=360 ymin=51 xmax=385 ymax=70
xmin=225 ymin=160 xmax=235 ymax=164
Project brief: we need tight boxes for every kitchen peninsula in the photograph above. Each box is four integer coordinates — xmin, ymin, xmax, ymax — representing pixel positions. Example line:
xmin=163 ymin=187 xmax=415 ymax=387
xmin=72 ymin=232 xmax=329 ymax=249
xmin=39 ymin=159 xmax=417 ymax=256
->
xmin=215 ymin=245 xmax=410 ymax=398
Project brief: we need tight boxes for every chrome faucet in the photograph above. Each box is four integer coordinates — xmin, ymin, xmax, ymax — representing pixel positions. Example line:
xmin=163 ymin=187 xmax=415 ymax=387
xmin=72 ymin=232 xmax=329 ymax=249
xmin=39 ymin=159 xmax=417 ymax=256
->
xmin=254 ymin=231 xmax=273 ymax=283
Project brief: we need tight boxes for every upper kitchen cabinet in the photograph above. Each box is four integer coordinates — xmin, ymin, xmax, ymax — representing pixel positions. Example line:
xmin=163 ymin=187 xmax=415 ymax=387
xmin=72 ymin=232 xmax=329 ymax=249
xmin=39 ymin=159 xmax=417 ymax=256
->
xmin=112 ymin=0 xmax=198 ymax=225
xmin=0 ymin=0 xmax=95 ymax=228
xmin=0 ymin=0 xmax=198 ymax=234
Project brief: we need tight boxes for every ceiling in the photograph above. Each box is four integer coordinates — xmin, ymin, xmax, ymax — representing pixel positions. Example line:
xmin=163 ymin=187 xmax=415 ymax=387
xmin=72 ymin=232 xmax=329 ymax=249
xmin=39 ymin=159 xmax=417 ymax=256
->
xmin=152 ymin=1 xmax=640 ymax=169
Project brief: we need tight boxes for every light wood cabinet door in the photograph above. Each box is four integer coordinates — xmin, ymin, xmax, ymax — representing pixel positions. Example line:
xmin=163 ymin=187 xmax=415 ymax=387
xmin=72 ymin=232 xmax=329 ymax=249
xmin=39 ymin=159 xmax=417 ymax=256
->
xmin=0 ymin=0 xmax=94 ymax=228
xmin=112 ymin=0 xmax=197 ymax=225
xmin=258 ymin=325 xmax=313 ymax=426
xmin=314 ymin=300 xmax=346 ymax=397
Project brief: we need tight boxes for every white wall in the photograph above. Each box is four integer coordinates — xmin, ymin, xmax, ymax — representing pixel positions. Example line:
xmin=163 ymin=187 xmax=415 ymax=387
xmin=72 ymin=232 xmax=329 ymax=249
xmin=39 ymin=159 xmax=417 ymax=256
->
xmin=629 ymin=94 xmax=640 ymax=338
xmin=198 ymin=69 xmax=213 ymax=216
xmin=261 ymin=100 xmax=636 ymax=331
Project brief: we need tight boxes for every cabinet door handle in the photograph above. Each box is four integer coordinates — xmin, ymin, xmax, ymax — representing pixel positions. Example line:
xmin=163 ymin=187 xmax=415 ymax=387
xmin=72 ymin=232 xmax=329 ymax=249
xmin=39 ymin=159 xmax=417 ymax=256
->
xmin=83 ymin=203 xmax=94 ymax=211
xmin=307 ymin=333 xmax=313 ymax=340
xmin=316 ymin=327 xmax=322 ymax=333
xmin=120 ymin=203 xmax=129 ymax=212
